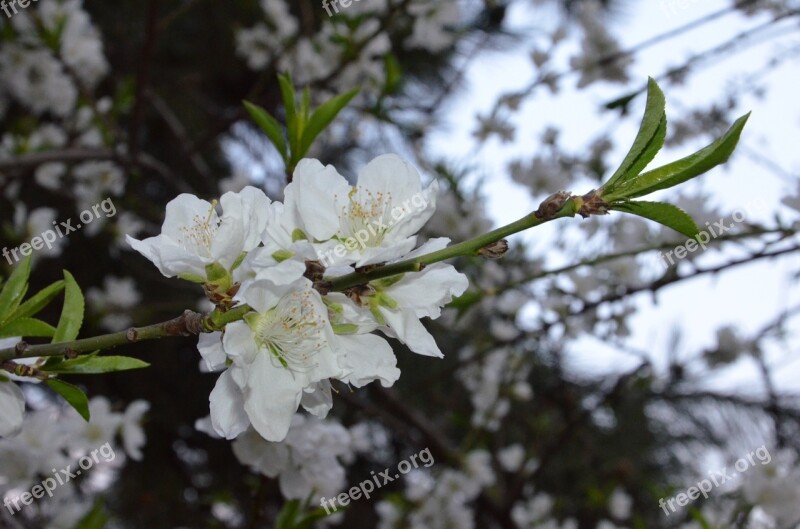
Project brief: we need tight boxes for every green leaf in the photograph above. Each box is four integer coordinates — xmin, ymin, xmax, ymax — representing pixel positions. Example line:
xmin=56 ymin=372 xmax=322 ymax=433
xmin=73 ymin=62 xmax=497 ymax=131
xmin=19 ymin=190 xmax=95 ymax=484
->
xmin=383 ymin=53 xmax=402 ymax=96
xmin=299 ymin=87 xmax=360 ymax=158
xmin=301 ymin=86 xmax=312 ymax=124
xmin=46 ymin=378 xmax=90 ymax=421
xmin=278 ymin=73 xmax=299 ymax=159
xmin=603 ymin=78 xmax=666 ymax=191
xmin=73 ymin=500 xmax=109 ymax=529
xmin=275 ymin=499 xmax=301 ymax=529
xmin=606 ymin=112 xmax=751 ymax=201
xmin=0 ymin=317 xmax=56 ymax=338
xmin=612 ymin=201 xmax=700 ymax=238
xmin=52 ymin=271 xmax=84 ymax=343
xmin=296 ymin=508 xmax=333 ymax=529
xmin=41 ymin=355 xmax=150 ymax=375
xmin=9 ymin=280 xmax=65 ymax=320
xmin=243 ymin=100 xmax=288 ymax=161
xmin=0 ymin=255 xmax=32 ymax=324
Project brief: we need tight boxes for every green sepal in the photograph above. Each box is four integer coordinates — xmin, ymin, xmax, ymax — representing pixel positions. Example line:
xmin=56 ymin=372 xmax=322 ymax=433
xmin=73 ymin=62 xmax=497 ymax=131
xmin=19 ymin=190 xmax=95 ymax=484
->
xmin=178 ymin=273 xmax=206 ymax=284
xmin=243 ymin=311 xmax=261 ymax=330
xmin=375 ymin=292 xmax=398 ymax=310
xmin=371 ymin=274 xmax=405 ymax=290
xmin=205 ymin=262 xmax=229 ymax=283
xmin=291 ymin=229 xmax=307 ymax=242
xmin=369 ymin=299 xmax=387 ymax=326
xmin=332 ymin=323 xmax=359 ymax=335
xmin=231 ymin=252 xmax=248 ymax=272
xmin=272 ymin=250 xmax=295 ymax=263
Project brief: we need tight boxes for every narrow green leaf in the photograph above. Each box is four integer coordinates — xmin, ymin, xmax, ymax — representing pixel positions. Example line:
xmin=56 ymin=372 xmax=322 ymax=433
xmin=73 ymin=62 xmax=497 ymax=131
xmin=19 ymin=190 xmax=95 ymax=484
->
xmin=52 ymin=271 xmax=84 ymax=343
xmin=9 ymin=279 xmax=65 ymax=320
xmin=383 ymin=53 xmax=402 ymax=95
xmin=606 ymin=112 xmax=751 ymax=201
xmin=603 ymin=78 xmax=666 ymax=191
xmin=275 ymin=499 xmax=301 ymax=529
xmin=243 ymin=101 xmax=288 ymax=161
xmin=41 ymin=355 xmax=150 ymax=375
xmin=278 ymin=73 xmax=298 ymax=159
xmin=297 ymin=508 xmax=332 ymax=529
xmin=0 ymin=255 xmax=32 ymax=323
xmin=299 ymin=87 xmax=360 ymax=158
xmin=612 ymin=201 xmax=700 ymax=238
xmin=74 ymin=500 xmax=109 ymax=529
xmin=0 ymin=317 xmax=56 ymax=338
xmin=46 ymin=379 xmax=90 ymax=421
xmin=301 ymin=86 xmax=311 ymax=123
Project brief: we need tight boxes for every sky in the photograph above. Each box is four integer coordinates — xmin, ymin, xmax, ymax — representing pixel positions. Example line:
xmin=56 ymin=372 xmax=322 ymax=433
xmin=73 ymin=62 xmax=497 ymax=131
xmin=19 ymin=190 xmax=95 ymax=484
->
xmin=426 ymin=1 xmax=800 ymax=396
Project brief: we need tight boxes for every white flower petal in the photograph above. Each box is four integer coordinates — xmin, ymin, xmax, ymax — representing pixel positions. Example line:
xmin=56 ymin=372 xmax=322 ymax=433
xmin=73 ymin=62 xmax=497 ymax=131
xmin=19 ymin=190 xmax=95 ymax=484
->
xmin=122 ymin=400 xmax=150 ymax=460
xmin=381 ymin=309 xmax=443 ymax=358
xmin=242 ymin=353 xmax=304 ymax=441
xmin=198 ymin=332 xmax=226 ymax=372
xmin=387 ymin=264 xmax=469 ymax=319
xmin=300 ymin=380 xmax=333 ymax=418
xmin=209 ymin=369 xmax=251 ymax=440
xmin=286 ymin=159 xmax=350 ymax=241
xmin=0 ymin=380 xmax=25 ymax=438
xmin=220 ymin=186 xmax=271 ymax=251
xmin=222 ymin=321 xmax=259 ymax=364
xmin=335 ymin=333 xmax=400 ymax=387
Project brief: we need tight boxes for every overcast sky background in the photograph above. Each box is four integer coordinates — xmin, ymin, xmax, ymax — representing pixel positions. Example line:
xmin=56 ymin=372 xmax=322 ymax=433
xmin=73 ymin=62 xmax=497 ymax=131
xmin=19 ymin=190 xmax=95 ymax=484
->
xmin=426 ymin=1 xmax=800 ymax=396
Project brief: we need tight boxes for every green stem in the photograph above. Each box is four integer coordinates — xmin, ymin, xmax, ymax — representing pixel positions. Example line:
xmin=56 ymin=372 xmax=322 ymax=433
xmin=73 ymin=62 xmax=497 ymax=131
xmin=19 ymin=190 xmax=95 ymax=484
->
xmin=327 ymin=203 xmax=578 ymax=291
xmin=0 ymin=305 xmax=252 ymax=362
xmin=0 ymin=200 xmax=580 ymax=362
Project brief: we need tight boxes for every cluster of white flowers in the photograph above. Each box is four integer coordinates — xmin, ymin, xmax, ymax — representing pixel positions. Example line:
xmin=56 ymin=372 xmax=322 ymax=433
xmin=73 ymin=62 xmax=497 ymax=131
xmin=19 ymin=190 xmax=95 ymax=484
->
xmin=377 ymin=450 xmax=496 ymax=529
xmin=666 ymin=448 xmax=800 ymax=529
xmin=128 ymin=154 xmax=468 ymax=442
xmin=569 ymin=1 xmax=631 ymax=88
xmin=86 ymin=276 xmax=143 ymax=331
xmin=0 ymin=1 xmax=134 ymax=256
xmin=0 ymin=0 xmax=107 ymax=118
xmin=458 ymin=346 xmax=533 ymax=430
xmin=0 ymin=395 xmax=147 ymax=529
xmin=235 ymin=0 xmax=460 ymax=95
xmin=228 ymin=414 xmax=354 ymax=500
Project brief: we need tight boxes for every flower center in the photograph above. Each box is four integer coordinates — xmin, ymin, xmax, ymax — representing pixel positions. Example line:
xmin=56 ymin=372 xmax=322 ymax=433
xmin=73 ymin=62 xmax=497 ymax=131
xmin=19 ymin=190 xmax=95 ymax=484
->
xmin=253 ymin=290 xmax=325 ymax=373
xmin=340 ymin=188 xmax=393 ymax=247
xmin=178 ymin=200 xmax=219 ymax=256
